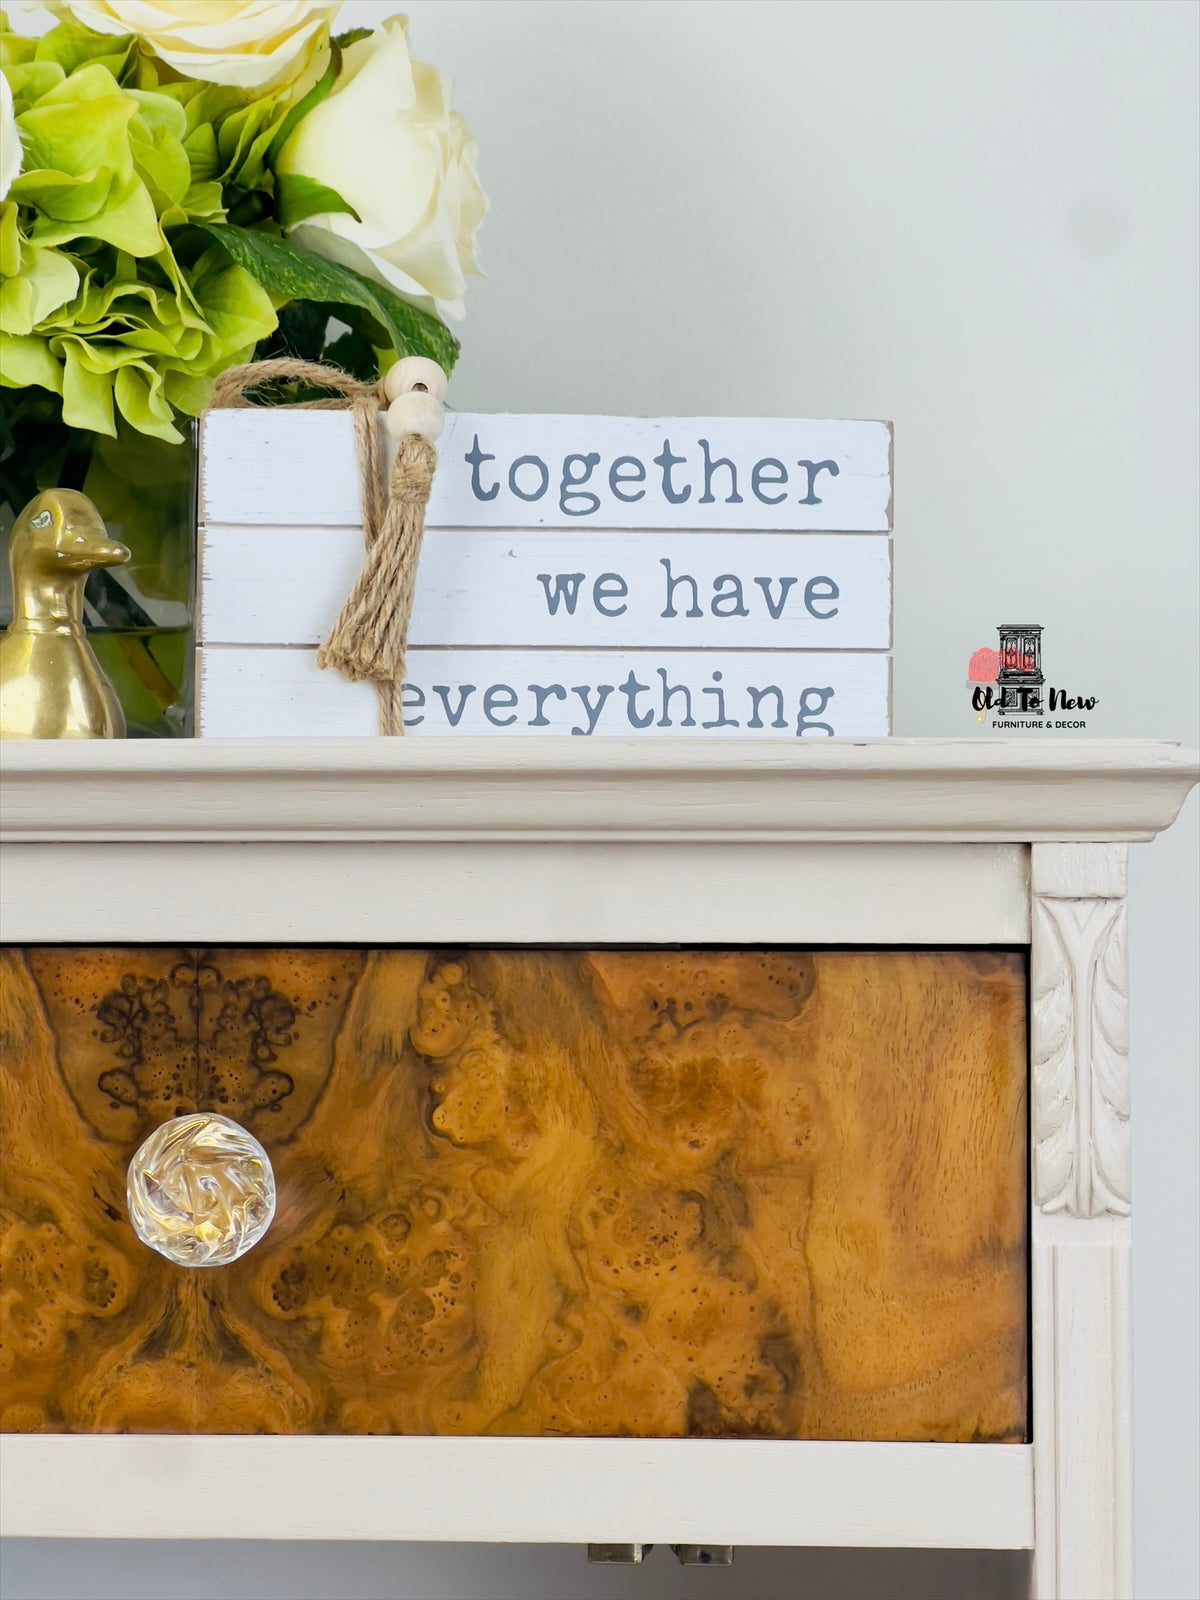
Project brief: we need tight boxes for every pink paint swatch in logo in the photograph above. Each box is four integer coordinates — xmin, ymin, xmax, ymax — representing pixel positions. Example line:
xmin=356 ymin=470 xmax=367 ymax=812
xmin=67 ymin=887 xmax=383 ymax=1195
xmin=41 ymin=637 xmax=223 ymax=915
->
xmin=968 ymin=647 xmax=1001 ymax=683
xmin=967 ymin=646 xmax=1034 ymax=682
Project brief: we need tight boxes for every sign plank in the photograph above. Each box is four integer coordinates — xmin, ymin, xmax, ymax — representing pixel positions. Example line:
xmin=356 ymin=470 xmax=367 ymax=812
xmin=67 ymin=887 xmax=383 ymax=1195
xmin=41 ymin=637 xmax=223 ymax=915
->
xmin=197 ymin=410 xmax=894 ymax=737
xmin=198 ymin=649 xmax=890 ymax=739
xmin=200 ymin=528 xmax=892 ymax=651
xmin=201 ymin=412 xmax=893 ymax=532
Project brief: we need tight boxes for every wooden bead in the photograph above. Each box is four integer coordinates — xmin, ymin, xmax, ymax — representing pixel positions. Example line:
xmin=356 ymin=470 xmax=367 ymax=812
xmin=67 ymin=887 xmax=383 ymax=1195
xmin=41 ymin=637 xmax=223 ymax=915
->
xmin=383 ymin=356 xmax=448 ymax=404
xmin=385 ymin=390 xmax=445 ymax=443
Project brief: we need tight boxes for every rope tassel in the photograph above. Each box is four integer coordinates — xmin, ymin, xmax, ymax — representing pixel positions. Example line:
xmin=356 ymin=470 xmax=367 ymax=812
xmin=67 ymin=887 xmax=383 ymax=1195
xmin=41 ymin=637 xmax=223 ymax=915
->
xmin=210 ymin=355 xmax=445 ymax=736
xmin=317 ymin=433 xmax=436 ymax=688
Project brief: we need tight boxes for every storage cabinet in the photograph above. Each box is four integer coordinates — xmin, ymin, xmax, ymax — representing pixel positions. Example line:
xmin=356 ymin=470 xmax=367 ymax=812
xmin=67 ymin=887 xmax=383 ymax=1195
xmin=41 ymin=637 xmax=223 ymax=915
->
xmin=1 ymin=738 xmax=1196 ymax=1600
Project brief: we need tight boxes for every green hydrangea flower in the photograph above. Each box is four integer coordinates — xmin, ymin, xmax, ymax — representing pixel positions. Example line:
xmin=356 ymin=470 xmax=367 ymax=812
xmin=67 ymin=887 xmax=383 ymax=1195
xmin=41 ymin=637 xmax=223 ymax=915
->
xmin=0 ymin=20 xmax=280 ymax=442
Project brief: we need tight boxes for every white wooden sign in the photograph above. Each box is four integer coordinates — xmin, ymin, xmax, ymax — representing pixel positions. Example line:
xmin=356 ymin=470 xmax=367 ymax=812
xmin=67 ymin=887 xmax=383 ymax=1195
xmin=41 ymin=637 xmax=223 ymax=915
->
xmin=201 ymin=411 xmax=893 ymax=532
xmin=202 ymin=529 xmax=891 ymax=650
xmin=200 ymin=649 xmax=890 ymax=740
xmin=198 ymin=411 xmax=893 ymax=738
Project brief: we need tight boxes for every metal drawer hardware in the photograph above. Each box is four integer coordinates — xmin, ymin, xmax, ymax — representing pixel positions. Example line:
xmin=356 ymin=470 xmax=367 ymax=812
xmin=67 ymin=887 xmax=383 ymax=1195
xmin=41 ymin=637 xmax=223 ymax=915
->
xmin=587 ymin=1544 xmax=652 ymax=1565
xmin=586 ymin=1544 xmax=734 ymax=1567
xmin=673 ymin=1546 xmax=735 ymax=1566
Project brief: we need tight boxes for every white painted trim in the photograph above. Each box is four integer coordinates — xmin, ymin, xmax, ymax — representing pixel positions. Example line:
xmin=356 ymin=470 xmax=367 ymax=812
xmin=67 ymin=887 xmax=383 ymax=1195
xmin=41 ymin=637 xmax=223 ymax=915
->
xmin=0 ymin=739 xmax=1195 ymax=844
xmin=0 ymin=1436 xmax=1032 ymax=1548
xmin=1031 ymin=843 xmax=1131 ymax=1219
xmin=1031 ymin=1221 xmax=1133 ymax=1600
xmin=1031 ymin=842 xmax=1128 ymax=900
xmin=0 ymin=842 xmax=1031 ymax=945
xmin=1030 ymin=843 xmax=1134 ymax=1600
xmin=1032 ymin=894 xmax=1129 ymax=1218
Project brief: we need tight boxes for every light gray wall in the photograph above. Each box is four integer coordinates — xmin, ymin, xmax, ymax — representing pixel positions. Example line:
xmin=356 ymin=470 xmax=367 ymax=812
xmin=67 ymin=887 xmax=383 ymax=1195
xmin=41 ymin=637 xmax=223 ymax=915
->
xmin=3 ymin=3 xmax=1196 ymax=1598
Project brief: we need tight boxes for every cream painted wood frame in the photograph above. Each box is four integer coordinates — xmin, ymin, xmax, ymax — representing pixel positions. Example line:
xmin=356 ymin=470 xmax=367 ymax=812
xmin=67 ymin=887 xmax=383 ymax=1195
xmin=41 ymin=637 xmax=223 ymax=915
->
xmin=1 ymin=739 xmax=1197 ymax=1600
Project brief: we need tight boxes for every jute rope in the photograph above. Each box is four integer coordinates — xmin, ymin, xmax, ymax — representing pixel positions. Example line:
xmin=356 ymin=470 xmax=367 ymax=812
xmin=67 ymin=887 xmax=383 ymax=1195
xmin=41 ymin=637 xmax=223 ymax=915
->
xmin=210 ymin=358 xmax=437 ymax=735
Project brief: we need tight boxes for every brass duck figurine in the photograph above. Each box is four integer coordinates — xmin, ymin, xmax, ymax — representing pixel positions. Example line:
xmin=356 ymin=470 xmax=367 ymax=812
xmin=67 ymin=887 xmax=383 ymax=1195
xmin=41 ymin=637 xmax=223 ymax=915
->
xmin=1 ymin=489 xmax=131 ymax=739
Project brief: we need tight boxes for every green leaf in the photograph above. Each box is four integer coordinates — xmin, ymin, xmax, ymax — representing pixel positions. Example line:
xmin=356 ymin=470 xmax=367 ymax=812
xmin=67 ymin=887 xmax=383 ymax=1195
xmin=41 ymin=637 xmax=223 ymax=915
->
xmin=274 ymin=171 xmax=360 ymax=230
xmin=332 ymin=28 xmax=372 ymax=49
xmin=257 ymin=298 xmax=332 ymax=364
xmin=163 ymin=80 xmax=254 ymax=184
xmin=0 ymin=237 xmax=79 ymax=335
xmin=217 ymin=97 xmax=290 ymax=197
xmin=225 ymin=190 xmax=273 ymax=228
xmin=265 ymin=42 xmax=341 ymax=168
xmin=0 ymin=17 xmax=38 ymax=70
xmin=34 ymin=21 xmax=140 ymax=84
xmin=4 ymin=61 xmax=66 ymax=114
xmin=196 ymin=222 xmax=460 ymax=372
xmin=321 ymin=324 xmax=379 ymax=384
xmin=0 ymin=332 xmax=65 ymax=399
xmin=15 ymin=68 xmax=139 ymax=183
xmin=28 ymin=171 xmax=163 ymax=256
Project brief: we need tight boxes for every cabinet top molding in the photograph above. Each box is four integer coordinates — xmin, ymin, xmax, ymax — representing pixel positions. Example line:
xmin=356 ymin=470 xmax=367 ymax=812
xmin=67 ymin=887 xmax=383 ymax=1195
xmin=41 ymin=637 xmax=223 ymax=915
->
xmin=0 ymin=738 xmax=1195 ymax=845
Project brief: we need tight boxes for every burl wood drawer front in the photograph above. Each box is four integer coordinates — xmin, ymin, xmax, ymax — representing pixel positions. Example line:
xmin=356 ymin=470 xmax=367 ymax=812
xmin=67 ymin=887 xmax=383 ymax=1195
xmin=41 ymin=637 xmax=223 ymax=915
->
xmin=0 ymin=947 xmax=1027 ymax=1442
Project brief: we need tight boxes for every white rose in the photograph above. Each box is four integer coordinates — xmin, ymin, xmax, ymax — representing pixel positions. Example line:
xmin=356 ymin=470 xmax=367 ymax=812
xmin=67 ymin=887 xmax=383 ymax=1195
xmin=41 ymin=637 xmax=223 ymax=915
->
xmin=278 ymin=15 xmax=487 ymax=323
xmin=1 ymin=71 xmax=21 ymax=202
xmin=40 ymin=1 xmax=340 ymax=93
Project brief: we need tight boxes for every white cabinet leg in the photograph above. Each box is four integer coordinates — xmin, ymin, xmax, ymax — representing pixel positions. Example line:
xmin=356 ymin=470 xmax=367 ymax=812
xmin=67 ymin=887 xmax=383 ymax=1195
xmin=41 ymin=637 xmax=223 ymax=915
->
xmin=1030 ymin=844 xmax=1132 ymax=1600
xmin=1032 ymin=1217 xmax=1132 ymax=1600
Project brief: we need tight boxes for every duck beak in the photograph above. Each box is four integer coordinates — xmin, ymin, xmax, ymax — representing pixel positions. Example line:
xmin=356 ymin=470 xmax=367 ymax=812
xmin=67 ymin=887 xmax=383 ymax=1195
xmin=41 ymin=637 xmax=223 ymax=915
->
xmin=88 ymin=539 xmax=132 ymax=567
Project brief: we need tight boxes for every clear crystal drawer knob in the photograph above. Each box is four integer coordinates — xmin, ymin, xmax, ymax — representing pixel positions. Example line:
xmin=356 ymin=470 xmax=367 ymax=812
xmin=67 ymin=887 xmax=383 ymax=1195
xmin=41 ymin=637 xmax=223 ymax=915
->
xmin=127 ymin=1113 xmax=276 ymax=1267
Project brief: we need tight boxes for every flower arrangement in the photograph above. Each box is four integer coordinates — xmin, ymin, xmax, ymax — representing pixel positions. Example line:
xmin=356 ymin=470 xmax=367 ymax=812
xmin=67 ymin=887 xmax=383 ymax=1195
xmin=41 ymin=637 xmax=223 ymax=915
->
xmin=0 ymin=0 xmax=485 ymax=462
xmin=0 ymin=0 xmax=485 ymax=733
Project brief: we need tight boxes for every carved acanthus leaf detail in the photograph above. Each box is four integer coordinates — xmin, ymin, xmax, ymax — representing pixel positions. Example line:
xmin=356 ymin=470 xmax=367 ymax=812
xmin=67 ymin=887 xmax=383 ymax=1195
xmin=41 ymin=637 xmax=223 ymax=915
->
xmin=1032 ymin=895 xmax=1130 ymax=1217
